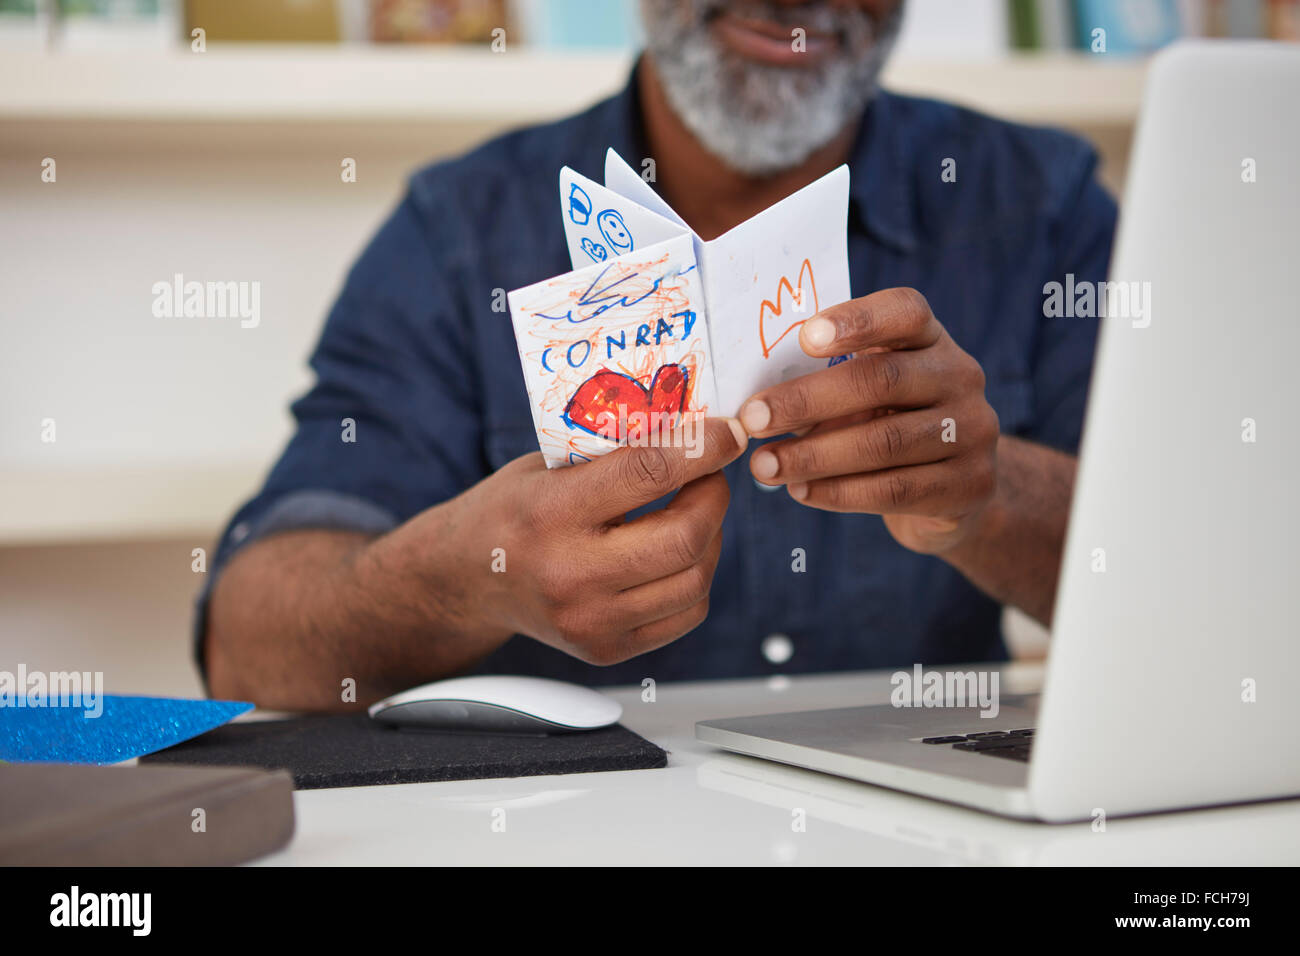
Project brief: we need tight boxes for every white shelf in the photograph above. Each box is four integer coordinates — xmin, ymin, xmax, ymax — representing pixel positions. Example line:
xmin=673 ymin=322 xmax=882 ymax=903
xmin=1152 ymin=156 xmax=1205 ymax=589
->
xmin=1 ymin=466 xmax=263 ymax=545
xmin=0 ymin=46 xmax=1146 ymax=129
xmin=885 ymin=53 xmax=1146 ymax=128
xmin=0 ymin=46 xmax=635 ymax=124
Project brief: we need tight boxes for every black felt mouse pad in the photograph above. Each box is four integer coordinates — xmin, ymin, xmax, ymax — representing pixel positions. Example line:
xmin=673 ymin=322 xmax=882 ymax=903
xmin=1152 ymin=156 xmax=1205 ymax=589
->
xmin=140 ymin=714 xmax=667 ymax=790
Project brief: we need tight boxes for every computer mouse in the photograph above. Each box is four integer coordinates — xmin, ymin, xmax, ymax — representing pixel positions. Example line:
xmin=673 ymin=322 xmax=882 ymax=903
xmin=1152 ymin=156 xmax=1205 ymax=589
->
xmin=367 ymin=675 xmax=622 ymax=735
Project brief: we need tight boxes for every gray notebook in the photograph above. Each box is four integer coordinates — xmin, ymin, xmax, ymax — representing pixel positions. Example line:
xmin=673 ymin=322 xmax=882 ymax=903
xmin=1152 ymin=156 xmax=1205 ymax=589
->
xmin=0 ymin=763 xmax=294 ymax=866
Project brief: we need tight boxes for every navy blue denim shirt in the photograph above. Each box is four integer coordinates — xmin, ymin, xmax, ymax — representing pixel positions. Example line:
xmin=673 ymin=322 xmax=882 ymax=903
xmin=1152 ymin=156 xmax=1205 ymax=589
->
xmin=198 ymin=69 xmax=1116 ymax=686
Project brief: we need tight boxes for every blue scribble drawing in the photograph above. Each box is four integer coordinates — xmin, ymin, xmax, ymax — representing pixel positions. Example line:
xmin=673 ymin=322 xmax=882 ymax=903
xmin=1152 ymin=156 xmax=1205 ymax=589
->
xmin=569 ymin=452 xmax=592 ymax=465
xmin=568 ymin=183 xmax=592 ymax=225
xmin=577 ymin=267 xmax=661 ymax=319
xmin=536 ymin=263 xmax=669 ymax=324
xmin=828 ymin=354 xmax=850 ymax=367
xmin=580 ymin=237 xmax=608 ymax=263
xmin=596 ymin=209 xmax=634 ymax=254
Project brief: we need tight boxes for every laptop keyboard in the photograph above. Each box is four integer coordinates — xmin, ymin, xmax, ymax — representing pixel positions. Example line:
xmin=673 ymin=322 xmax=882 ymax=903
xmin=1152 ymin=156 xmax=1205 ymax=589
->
xmin=921 ymin=729 xmax=1035 ymax=762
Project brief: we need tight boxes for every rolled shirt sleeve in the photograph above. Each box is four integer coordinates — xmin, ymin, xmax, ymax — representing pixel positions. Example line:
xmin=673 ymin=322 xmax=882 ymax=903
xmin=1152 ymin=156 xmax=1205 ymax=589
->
xmin=194 ymin=190 xmax=489 ymax=680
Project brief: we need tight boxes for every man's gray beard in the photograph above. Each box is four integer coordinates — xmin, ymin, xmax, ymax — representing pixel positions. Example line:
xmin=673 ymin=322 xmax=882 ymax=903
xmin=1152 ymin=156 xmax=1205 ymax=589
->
xmin=640 ymin=0 xmax=902 ymax=176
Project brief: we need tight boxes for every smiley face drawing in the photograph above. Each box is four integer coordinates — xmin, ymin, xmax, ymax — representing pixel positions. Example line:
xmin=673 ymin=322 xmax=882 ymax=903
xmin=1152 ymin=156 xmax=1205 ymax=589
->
xmin=596 ymin=209 xmax=634 ymax=255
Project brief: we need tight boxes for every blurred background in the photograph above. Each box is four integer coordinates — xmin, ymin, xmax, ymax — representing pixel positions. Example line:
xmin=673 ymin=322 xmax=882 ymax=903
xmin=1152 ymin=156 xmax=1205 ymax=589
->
xmin=2 ymin=0 xmax=1296 ymax=698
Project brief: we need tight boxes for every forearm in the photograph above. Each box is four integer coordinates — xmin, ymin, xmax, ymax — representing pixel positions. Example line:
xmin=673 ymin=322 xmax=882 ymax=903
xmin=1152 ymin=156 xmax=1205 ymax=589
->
xmin=939 ymin=435 xmax=1077 ymax=627
xmin=204 ymin=501 xmax=514 ymax=711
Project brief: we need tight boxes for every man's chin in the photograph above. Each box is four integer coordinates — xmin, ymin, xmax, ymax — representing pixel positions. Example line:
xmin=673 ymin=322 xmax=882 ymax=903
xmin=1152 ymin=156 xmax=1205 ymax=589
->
xmin=655 ymin=61 xmax=861 ymax=175
xmin=643 ymin=3 xmax=901 ymax=177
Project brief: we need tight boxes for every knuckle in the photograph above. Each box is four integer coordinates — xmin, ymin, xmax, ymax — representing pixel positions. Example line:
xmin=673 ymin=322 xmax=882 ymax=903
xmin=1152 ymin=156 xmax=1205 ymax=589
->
xmin=633 ymin=598 xmax=708 ymax=645
xmin=816 ymin=479 xmax=844 ymax=510
xmin=845 ymin=356 xmax=877 ymax=405
xmin=772 ymin=385 xmax=813 ymax=425
xmin=885 ymin=419 xmax=908 ymax=457
xmin=579 ymin=639 xmax=627 ymax=667
xmin=704 ymin=418 xmax=736 ymax=460
xmin=782 ymin=439 xmax=818 ymax=476
xmin=893 ymin=285 xmax=927 ymax=311
xmin=682 ymin=561 xmax=713 ymax=604
xmin=623 ymin=445 xmax=678 ymax=495
xmin=885 ymin=472 xmax=913 ymax=509
xmin=850 ymin=427 xmax=879 ymax=467
xmin=563 ymin=614 xmax=634 ymax=666
xmin=947 ymin=355 xmax=983 ymax=397
xmin=957 ymin=402 xmax=998 ymax=448
xmin=871 ymin=354 xmax=904 ymax=398
xmin=888 ymin=286 xmax=929 ymax=327
xmin=686 ymin=597 xmax=710 ymax=631
xmin=835 ymin=310 xmax=872 ymax=346
xmin=866 ymin=417 xmax=906 ymax=461
xmin=898 ymin=286 xmax=931 ymax=319
xmin=533 ymin=559 xmax=571 ymax=608
xmin=553 ymin=606 xmax=593 ymax=645
xmin=662 ymin=521 xmax=708 ymax=568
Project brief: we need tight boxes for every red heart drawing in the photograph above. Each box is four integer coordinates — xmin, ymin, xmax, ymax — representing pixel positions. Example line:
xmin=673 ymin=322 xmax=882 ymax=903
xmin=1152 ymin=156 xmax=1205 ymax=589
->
xmin=759 ymin=258 xmax=819 ymax=359
xmin=564 ymin=364 xmax=689 ymax=442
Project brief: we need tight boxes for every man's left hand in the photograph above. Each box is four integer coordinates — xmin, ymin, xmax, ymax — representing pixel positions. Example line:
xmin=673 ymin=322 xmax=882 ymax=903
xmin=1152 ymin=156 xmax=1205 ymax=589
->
xmin=739 ymin=287 xmax=1000 ymax=555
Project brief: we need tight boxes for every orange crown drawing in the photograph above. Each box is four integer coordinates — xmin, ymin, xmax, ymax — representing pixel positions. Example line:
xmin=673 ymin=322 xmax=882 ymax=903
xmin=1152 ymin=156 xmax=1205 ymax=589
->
xmin=759 ymin=258 xmax=819 ymax=359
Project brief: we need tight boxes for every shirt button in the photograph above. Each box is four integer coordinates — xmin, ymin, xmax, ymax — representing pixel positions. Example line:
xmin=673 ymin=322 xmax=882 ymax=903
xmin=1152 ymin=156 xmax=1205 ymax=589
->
xmin=753 ymin=477 xmax=782 ymax=492
xmin=762 ymin=633 xmax=794 ymax=665
xmin=229 ymin=522 xmax=250 ymax=544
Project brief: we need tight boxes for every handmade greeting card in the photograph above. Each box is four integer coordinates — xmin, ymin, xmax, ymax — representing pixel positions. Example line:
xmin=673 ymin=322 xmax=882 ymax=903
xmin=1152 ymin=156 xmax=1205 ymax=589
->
xmin=507 ymin=149 xmax=850 ymax=468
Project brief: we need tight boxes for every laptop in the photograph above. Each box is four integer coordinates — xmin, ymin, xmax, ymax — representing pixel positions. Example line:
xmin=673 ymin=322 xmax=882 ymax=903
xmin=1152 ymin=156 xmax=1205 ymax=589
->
xmin=695 ymin=41 xmax=1300 ymax=822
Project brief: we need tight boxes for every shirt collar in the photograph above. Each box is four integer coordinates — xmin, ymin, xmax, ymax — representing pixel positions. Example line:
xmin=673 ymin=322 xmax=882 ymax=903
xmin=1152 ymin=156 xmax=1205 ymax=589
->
xmin=846 ymin=90 xmax=921 ymax=254
xmin=601 ymin=65 xmax=920 ymax=254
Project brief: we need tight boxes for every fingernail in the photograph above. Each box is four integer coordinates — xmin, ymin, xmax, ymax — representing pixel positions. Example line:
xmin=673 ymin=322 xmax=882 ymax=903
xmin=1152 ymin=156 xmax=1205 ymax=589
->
xmin=788 ymin=482 xmax=809 ymax=501
xmin=802 ymin=317 xmax=836 ymax=349
xmin=740 ymin=399 xmax=771 ymax=434
xmin=751 ymin=449 xmax=779 ymax=480
xmin=724 ymin=417 xmax=748 ymax=450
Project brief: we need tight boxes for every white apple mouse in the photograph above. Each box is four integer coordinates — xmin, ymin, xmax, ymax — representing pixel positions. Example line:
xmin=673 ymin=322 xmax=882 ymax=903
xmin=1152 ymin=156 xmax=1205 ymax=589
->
xmin=367 ymin=675 xmax=622 ymax=734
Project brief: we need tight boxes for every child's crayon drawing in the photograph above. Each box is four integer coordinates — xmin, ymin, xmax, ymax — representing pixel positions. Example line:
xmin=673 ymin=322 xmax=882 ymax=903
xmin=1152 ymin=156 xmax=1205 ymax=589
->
xmin=564 ymin=364 xmax=689 ymax=442
xmin=759 ymin=258 xmax=818 ymax=359
xmin=602 ymin=148 xmax=852 ymax=415
xmin=508 ymin=233 xmax=715 ymax=468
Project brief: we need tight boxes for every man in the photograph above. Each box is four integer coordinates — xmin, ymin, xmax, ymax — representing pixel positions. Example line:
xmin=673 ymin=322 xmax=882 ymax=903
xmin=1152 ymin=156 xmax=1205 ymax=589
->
xmin=203 ymin=0 xmax=1115 ymax=711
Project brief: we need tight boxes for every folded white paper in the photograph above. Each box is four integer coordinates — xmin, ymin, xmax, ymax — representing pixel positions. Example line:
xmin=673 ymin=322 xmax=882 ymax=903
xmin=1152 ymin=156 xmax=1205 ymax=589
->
xmin=508 ymin=148 xmax=850 ymax=468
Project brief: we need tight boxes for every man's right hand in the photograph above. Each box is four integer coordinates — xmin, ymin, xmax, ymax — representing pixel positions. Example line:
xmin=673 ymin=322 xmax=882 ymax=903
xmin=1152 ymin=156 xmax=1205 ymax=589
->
xmin=205 ymin=417 xmax=746 ymax=710
xmin=444 ymin=417 xmax=748 ymax=666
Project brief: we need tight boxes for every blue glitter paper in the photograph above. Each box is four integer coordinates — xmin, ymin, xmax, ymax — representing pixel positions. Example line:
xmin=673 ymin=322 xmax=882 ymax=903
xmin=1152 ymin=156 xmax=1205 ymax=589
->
xmin=0 ymin=695 xmax=253 ymax=764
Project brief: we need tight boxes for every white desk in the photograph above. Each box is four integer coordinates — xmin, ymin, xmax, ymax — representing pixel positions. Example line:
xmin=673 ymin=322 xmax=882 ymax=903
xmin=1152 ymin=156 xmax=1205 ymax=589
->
xmin=259 ymin=664 xmax=1300 ymax=866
